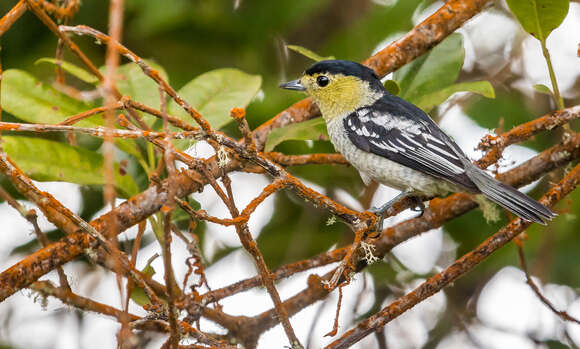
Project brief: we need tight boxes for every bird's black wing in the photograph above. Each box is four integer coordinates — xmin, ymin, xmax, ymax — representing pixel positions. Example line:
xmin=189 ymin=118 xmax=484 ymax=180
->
xmin=343 ymin=96 xmax=479 ymax=192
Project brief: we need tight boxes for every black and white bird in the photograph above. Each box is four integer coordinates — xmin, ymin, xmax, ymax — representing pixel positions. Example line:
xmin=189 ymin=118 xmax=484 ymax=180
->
xmin=280 ymin=59 xmax=555 ymax=226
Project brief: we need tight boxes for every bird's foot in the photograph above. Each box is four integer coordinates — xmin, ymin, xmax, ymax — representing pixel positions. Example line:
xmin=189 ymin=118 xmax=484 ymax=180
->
xmin=409 ymin=198 xmax=426 ymax=217
xmin=369 ymin=205 xmax=388 ymax=233
xmin=368 ymin=190 xmax=411 ymax=232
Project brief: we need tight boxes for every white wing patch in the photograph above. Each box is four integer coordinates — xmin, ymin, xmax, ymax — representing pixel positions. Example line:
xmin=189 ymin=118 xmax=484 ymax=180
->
xmin=361 ymin=125 xmax=370 ymax=137
xmin=415 ymin=148 xmax=464 ymax=174
xmin=426 ymin=142 xmax=457 ymax=159
xmin=422 ymin=133 xmax=446 ymax=145
xmin=343 ymin=99 xmax=478 ymax=191
xmin=370 ymin=114 xmax=422 ymax=135
xmin=344 ymin=111 xmax=466 ymax=175
xmin=387 ymin=139 xmax=407 ymax=152
xmin=370 ymin=139 xmax=398 ymax=152
xmin=356 ymin=107 xmax=373 ymax=122
xmin=402 ymin=134 xmax=421 ymax=147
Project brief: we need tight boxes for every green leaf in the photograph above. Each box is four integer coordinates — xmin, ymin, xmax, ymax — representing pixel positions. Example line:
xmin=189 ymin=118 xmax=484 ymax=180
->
xmin=130 ymin=253 xmax=159 ymax=306
xmin=391 ymin=33 xmax=493 ymax=113
xmin=506 ymin=0 xmax=569 ymax=42
xmin=102 ymin=61 xmax=169 ymax=127
xmin=265 ymin=118 xmax=328 ymax=152
xmin=383 ymin=79 xmax=401 ymax=95
xmin=1 ymin=69 xmax=142 ymax=160
xmin=1 ymin=69 xmax=99 ymax=127
xmin=113 ymin=138 xmax=143 ymax=161
xmin=141 ymin=255 xmax=158 ymax=277
xmin=168 ymin=68 xmax=262 ymax=130
xmin=413 ymin=81 xmax=495 ymax=112
xmin=2 ymin=136 xmax=139 ymax=198
xmin=533 ymin=83 xmax=554 ymax=96
xmin=542 ymin=340 xmax=570 ymax=349
xmin=394 ymin=33 xmax=464 ymax=103
xmin=35 ymin=58 xmax=99 ymax=84
xmin=286 ymin=45 xmax=335 ymax=62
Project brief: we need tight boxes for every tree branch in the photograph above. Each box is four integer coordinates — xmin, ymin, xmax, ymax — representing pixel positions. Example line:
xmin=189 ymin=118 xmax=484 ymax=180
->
xmin=238 ymin=130 xmax=580 ymax=337
xmin=327 ymin=161 xmax=580 ymax=348
xmin=0 ymin=0 xmax=27 ymax=37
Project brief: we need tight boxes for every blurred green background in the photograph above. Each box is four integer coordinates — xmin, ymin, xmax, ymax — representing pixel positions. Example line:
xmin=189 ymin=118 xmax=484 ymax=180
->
xmin=1 ymin=0 xmax=579 ymax=296
xmin=0 ymin=0 xmax=430 ymax=268
xmin=1 ymin=0 xmax=579 ymax=347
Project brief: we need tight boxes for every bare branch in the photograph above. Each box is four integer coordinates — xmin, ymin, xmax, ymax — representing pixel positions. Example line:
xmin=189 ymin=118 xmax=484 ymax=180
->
xmin=0 ymin=121 xmax=201 ymax=139
xmin=327 ymin=162 xmax=580 ymax=348
xmin=0 ymin=0 xmax=27 ymax=36
xmin=516 ymin=243 xmax=580 ymax=325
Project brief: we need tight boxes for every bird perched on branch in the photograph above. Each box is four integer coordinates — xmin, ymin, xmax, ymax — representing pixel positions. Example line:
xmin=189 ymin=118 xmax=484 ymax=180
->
xmin=280 ymin=59 xmax=555 ymax=228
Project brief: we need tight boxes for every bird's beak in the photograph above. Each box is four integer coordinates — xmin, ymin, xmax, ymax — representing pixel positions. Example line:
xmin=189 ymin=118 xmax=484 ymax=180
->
xmin=279 ymin=79 xmax=306 ymax=91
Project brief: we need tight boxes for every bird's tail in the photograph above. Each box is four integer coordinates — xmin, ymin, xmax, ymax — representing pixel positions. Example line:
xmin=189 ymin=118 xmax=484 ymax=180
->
xmin=466 ymin=166 xmax=557 ymax=224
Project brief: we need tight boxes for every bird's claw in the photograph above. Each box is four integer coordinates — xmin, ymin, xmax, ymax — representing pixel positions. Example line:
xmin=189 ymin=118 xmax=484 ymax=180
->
xmin=369 ymin=194 xmax=425 ymax=232
xmin=371 ymin=212 xmax=385 ymax=232
xmin=369 ymin=205 xmax=390 ymax=232
xmin=409 ymin=198 xmax=425 ymax=217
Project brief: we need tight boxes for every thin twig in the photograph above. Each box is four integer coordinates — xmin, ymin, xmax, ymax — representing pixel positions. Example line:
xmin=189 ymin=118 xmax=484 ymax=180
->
xmin=0 ymin=186 xmax=70 ymax=289
xmin=516 ymin=243 xmax=580 ymax=325
xmin=103 ymin=1 xmax=132 ymax=343
xmin=1 ymin=2 xmax=572 ymax=346
xmin=265 ymin=152 xmax=349 ymax=167
xmin=324 ymin=285 xmax=344 ymax=337
xmin=103 ymin=0 xmax=123 ymax=208
xmin=23 ymin=0 xmax=149 ymax=129
xmin=30 ymin=281 xmax=231 ymax=348
xmin=476 ymin=105 xmax=580 ymax=168
xmin=121 ymin=97 xmax=199 ymax=131
xmin=327 ymin=162 xmax=580 ymax=348
xmin=24 ymin=0 xmax=101 ymax=78
xmin=0 ymin=0 xmax=27 ymax=37
xmin=30 ymin=280 xmax=139 ymax=321
xmin=172 ymin=224 xmax=209 ymax=291
xmin=219 ymin=171 xmax=303 ymax=348
xmin=124 ymin=220 xmax=146 ymax=320
xmin=327 ymin=228 xmax=366 ymax=290
xmin=241 ymin=131 xmax=580 ymax=338
xmin=163 ymin=212 xmax=180 ymax=348
xmin=0 ymin=150 xmax=163 ymax=306
xmin=59 ymin=24 xmax=213 ymax=132
xmin=160 ymin=85 xmax=181 ymax=348
xmin=0 ymin=121 xmax=201 ymax=139
xmin=59 ymin=102 xmax=123 ymax=125
xmin=36 ymin=0 xmax=78 ymax=20
xmin=230 ymin=107 xmax=256 ymax=153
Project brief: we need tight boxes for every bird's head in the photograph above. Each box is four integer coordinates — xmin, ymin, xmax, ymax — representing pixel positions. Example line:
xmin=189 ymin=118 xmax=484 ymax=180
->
xmin=280 ymin=60 xmax=384 ymax=121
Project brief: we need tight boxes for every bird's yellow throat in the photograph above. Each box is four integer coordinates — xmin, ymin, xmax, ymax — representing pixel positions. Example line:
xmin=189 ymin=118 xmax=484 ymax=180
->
xmin=301 ymin=74 xmax=382 ymax=121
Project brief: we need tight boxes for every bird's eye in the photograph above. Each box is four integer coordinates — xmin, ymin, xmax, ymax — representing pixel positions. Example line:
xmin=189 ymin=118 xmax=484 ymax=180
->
xmin=316 ymin=75 xmax=330 ymax=87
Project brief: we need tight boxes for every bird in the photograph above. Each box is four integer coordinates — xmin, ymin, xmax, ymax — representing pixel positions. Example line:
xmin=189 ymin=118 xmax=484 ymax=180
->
xmin=280 ymin=59 xmax=556 ymax=228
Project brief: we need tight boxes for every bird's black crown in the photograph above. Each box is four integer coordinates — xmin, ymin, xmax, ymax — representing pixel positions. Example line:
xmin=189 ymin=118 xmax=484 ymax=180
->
xmin=305 ymin=60 xmax=379 ymax=81
xmin=305 ymin=60 xmax=382 ymax=89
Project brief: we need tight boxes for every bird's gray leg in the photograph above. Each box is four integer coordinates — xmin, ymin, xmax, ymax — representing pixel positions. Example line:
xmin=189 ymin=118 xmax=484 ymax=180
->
xmin=369 ymin=189 xmax=413 ymax=231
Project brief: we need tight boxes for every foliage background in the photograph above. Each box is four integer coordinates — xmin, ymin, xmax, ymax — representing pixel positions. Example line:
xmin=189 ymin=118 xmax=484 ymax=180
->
xmin=0 ymin=0 xmax=579 ymax=348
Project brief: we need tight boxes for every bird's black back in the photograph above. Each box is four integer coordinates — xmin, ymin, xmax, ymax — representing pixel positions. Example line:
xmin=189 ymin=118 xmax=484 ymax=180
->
xmin=343 ymin=94 xmax=481 ymax=192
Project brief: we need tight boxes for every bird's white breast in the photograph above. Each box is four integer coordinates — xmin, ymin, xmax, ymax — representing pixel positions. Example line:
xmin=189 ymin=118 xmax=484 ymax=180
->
xmin=326 ymin=115 xmax=454 ymax=196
